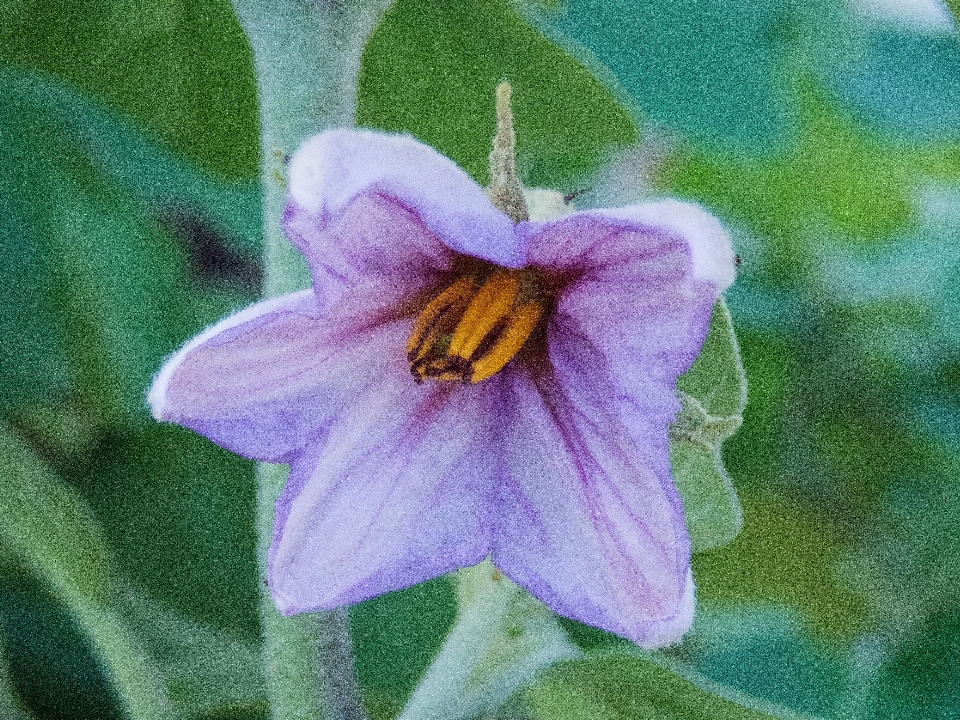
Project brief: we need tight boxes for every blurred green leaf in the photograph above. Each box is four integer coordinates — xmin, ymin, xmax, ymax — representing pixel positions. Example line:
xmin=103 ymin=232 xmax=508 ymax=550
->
xmin=0 ymin=0 xmax=259 ymax=178
xmin=0 ymin=568 xmax=125 ymax=720
xmin=0 ymin=623 xmax=35 ymax=720
xmin=76 ymin=602 xmax=179 ymax=720
xmin=522 ymin=0 xmax=868 ymax=149
xmin=691 ymin=488 xmax=867 ymax=641
xmin=832 ymin=440 xmax=960 ymax=644
xmin=832 ymin=30 xmax=960 ymax=140
xmin=672 ymin=299 xmax=747 ymax=552
xmin=0 ymin=65 xmax=262 ymax=250
xmin=114 ymin=586 xmax=266 ymax=718
xmin=0 ymin=426 xmax=175 ymax=719
xmin=866 ymin=602 xmax=960 ymax=720
xmin=554 ymin=0 xmax=797 ymax=148
xmin=524 ymin=651 xmax=821 ymax=720
xmin=818 ymin=183 xmax=960 ymax=368
xmin=0 ymin=64 xmax=259 ymax=422
xmin=358 ymin=0 xmax=637 ymax=190
xmin=665 ymin=80 xmax=934 ymax=269
xmin=0 ymin=77 xmax=74 ymax=409
xmin=50 ymin=182 xmax=202 ymax=422
xmin=351 ymin=577 xmax=458 ymax=720
xmin=0 ymin=426 xmax=110 ymax=602
xmin=70 ymin=425 xmax=259 ymax=636
xmin=678 ymin=607 xmax=849 ymax=719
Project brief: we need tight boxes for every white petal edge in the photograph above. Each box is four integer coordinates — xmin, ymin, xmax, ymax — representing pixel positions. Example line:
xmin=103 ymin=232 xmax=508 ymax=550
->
xmin=147 ymin=289 xmax=316 ymax=421
xmin=287 ymin=129 xmax=523 ymax=267
xmin=593 ymin=199 xmax=736 ymax=291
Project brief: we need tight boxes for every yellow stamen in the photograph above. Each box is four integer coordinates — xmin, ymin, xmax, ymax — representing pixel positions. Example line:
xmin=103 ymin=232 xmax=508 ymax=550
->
xmin=468 ymin=300 xmax=543 ymax=383
xmin=406 ymin=275 xmax=477 ymax=364
xmin=447 ymin=271 xmax=520 ymax=360
xmin=406 ymin=270 xmax=546 ymax=384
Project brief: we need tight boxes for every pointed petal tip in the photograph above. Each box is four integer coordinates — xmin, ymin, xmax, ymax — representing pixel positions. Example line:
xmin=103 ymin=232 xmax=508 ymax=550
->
xmin=146 ymin=358 xmax=176 ymax=422
xmin=144 ymin=289 xmax=338 ymax=462
xmin=267 ymin=560 xmax=315 ymax=616
xmin=632 ymin=569 xmax=696 ymax=649
xmin=268 ymin=586 xmax=301 ymax=617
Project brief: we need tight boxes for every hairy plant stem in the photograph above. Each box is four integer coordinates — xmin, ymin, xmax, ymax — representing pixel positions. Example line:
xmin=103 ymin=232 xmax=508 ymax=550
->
xmin=230 ymin=1 xmax=392 ymax=717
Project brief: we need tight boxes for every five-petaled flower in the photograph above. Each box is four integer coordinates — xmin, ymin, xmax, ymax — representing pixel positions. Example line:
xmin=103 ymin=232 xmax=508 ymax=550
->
xmin=148 ymin=128 xmax=735 ymax=648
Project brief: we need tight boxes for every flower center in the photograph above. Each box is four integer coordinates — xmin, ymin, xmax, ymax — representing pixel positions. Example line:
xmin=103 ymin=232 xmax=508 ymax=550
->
xmin=406 ymin=270 xmax=545 ymax=384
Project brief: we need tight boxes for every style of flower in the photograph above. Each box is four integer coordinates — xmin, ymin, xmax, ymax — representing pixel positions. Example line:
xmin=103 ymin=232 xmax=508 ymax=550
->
xmin=148 ymin=126 xmax=735 ymax=648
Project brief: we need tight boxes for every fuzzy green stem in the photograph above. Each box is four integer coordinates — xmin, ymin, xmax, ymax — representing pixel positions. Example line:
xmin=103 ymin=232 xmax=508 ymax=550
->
xmin=233 ymin=0 xmax=394 ymax=297
xmin=231 ymin=1 xmax=392 ymax=718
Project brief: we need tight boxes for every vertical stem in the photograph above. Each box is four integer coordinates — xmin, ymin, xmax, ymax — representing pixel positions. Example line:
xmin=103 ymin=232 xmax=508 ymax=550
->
xmin=837 ymin=633 xmax=888 ymax=720
xmin=231 ymin=1 xmax=392 ymax=718
xmin=257 ymin=465 xmax=367 ymax=720
xmin=233 ymin=0 xmax=393 ymax=297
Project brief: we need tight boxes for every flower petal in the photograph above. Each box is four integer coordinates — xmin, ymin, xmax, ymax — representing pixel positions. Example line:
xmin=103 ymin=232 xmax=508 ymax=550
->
xmin=491 ymin=341 xmax=692 ymax=648
xmin=285 ymin=129 xmax=524 ymax=277
xmin=268 ymin=362 xmax=498 ymax=613
xmin=282 ymin=190 xmax=456 ymax=314
xmin=525 ymin=200 xmax=732 ymax=461
xmin=148 ymin=291 xmax=410 ymax=463
xmin=525 ymin=199 xmax=735 ymax=291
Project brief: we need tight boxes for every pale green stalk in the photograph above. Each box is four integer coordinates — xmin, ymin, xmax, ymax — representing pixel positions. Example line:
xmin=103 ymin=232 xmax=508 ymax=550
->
xmin=229 ymin=1 xmax=392 ymax=717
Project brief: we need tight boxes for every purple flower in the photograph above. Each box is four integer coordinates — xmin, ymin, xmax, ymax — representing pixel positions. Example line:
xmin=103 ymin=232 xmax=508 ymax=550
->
xmin=148 ymin=129 xmax=735 ymax=648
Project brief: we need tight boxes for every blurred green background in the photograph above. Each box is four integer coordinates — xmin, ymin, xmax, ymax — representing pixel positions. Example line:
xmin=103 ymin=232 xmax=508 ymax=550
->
xmin=2 ymin=0 xmax=959 ymax=718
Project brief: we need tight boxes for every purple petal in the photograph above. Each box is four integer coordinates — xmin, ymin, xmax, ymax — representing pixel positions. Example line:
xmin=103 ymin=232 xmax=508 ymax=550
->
xmin=283 ymin=191 xmax=455 ymax=314
xmin=268 ymin=367 xmax=499 ymax=613
xmin=149 ymin=291 xmax=414 ymax=463
xmin=284 ymin=129 xmax=524 ymax=281
xmin=491 ymin=346 xmax=692 ymax=648
xmin=524 ymin=200 xmax=732 ymax=463
xmin=525 ymin=199 xmax=735 ymax=292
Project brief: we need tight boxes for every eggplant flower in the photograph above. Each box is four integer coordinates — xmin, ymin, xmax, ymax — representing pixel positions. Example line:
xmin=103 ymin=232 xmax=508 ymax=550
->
xmin=148 ymin=126 xmax=735 ymax=648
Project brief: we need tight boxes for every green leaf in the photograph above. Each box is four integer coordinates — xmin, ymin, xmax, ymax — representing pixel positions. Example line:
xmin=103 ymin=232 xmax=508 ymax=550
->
xmin=0 ymin=426 xmax=175 ymax=719
xmin=399 ymin=560 xmax=580 ymax=720
xmin=679 ymin=299 xmax=748 ymax=419
xmin=0 ymin=569 xmax=126 ymax=720
xmin=0 ymin=0 xmax=259 ymax=178
xmin=0 ymin=633 xmax=34 ymax=720
xmin=358 ymin=0 xmax=637 ymax=190
xmin=670 ymin=440 xmax=742 ymax=553
xmin=0 ymin=64 xmax=261 ymax=421
xmin=114 ymin=587 xmax=266 ymax=718
xmin=524 ymin=651 xmax=823 ymax=720
xmin=672 ymin=299 xmax=747 ymax=552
